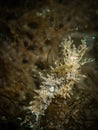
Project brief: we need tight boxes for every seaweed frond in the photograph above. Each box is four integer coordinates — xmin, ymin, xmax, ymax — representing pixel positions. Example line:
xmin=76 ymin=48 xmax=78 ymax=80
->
xmin=25 ymin=37 xmax=94 ymax=121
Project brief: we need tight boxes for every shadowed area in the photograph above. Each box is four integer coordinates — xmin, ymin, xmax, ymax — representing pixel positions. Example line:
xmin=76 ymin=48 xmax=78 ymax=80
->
xmin=0 ymin=0 xmax=98 ymax=130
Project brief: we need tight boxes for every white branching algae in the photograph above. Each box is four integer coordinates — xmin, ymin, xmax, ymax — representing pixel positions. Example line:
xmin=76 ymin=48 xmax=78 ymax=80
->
xmin=27 ymin=73 xmax=64 ymax=120
xmin=55 ymin=37 xmax=94 ymax=98
xmin=26 ymin=37 xmax=94 ymax=121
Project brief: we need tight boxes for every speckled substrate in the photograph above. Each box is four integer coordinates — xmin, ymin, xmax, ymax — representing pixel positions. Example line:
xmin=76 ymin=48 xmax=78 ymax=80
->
xmin=0 ymin=0 xmax=98 ymax=130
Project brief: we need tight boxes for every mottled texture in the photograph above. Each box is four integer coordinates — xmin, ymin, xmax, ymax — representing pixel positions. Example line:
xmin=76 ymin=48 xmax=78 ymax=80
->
xmin=0 ymin=0 xmax=98 ymax=130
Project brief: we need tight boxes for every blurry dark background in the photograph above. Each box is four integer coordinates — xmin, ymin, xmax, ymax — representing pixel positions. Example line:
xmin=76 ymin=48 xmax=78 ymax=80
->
xmin=0 ymin=0 xmax=98 ymax=130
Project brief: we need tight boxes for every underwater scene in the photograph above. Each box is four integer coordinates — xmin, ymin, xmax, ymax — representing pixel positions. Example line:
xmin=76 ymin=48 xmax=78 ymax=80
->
xmin=0 ymin=0 xmax=98 ymax=130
